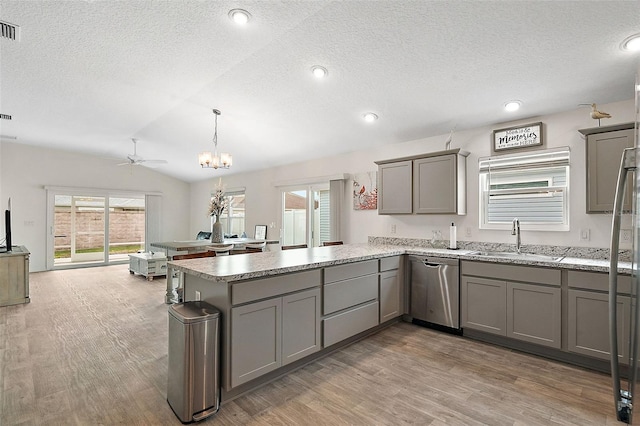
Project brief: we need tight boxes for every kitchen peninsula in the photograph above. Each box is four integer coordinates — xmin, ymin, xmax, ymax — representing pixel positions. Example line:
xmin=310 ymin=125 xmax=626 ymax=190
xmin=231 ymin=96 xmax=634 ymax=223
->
xmin=169 ymin=241 xmax=632 ymax=404
xmin=170 ymin=244 xmax=405 ymax=402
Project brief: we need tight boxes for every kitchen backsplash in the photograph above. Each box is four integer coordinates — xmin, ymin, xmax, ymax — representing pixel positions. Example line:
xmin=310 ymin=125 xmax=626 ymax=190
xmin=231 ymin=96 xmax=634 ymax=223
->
xmin=368 ymin=236 xmax=631 ymax=262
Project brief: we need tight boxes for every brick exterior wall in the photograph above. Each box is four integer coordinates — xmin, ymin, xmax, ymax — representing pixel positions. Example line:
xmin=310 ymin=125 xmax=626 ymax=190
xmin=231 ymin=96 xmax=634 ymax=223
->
xmin=54 ymin=208 xmax=144 ymax=249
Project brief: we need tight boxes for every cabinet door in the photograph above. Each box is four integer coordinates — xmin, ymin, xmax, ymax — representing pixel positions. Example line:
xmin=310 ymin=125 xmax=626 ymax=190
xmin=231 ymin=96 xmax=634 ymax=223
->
xmin=586 ymin=128 xmax=634 ymax=213
xmin=379 ymin=270 xmax=400 ymax=322
xmin=231 ymin=298 xmax=282 ymax=387
xmin=378 ymin=161 xmax=412 ymax=214
xmin=282 ymin=288 xmax=321 ymax=366
xmin=414 ymin=154 xmax=456 ymax=214
xmin=568 ymin=289 xmax=629 ymax=363
xmin=506 ymin=282 xmax=561 ymax=349
xmin=461 ymin=276 xmax=506 ymax=336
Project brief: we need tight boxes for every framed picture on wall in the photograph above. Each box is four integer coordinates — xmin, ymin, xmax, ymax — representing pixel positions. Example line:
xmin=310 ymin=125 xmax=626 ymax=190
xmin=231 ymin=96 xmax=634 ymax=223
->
xmin=492 ymin=122 xmax=543 ymax=152
xmin=254 ymin=225 xmax=267 ymax=240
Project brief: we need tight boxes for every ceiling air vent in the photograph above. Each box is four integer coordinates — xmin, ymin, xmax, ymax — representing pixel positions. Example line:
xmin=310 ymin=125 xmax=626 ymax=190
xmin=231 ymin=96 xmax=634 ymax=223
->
xmin=0 ymin=114 xmax=11 ymax=120
xmin=0 ymin=21 xmax=19 ymax=41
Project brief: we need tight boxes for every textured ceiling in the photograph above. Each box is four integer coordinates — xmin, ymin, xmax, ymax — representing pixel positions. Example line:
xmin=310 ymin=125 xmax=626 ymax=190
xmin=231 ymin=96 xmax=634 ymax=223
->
xmin=1 ymin=1 xmax=639 ymax=182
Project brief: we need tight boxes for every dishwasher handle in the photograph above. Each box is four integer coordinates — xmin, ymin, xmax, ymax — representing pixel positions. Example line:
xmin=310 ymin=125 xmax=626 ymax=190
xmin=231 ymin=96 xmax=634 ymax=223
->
xmin=423 ymin=262 xmax=442 ymax=268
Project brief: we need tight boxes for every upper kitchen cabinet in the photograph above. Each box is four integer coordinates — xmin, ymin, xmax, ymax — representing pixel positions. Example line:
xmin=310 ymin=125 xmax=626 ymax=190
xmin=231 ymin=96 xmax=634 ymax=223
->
xmin=375 ymin=149 xmax=468 ymax=215
xmin=579 ymin=123 xmax=634 ymax=213
xmin=377 ymin=160 xmax=413 ymax=214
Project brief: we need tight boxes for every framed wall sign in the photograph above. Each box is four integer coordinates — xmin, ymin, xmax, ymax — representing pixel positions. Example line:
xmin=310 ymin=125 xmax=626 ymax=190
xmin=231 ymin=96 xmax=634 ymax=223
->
xmin=492 ymin=122 xmax=543 ymax=152
xmin=254 ymin=225 xmax=267 ymax=240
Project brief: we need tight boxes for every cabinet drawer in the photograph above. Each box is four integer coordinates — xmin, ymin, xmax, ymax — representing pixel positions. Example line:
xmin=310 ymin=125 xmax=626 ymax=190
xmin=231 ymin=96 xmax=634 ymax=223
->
xmin=323 ymin=301 xmax=379 ymax=347
xmin=461 ymin=261 xmax=560 ymax=286
xmin=379 ymin=256 xmax=400 ymax=272
xmin=323 ymin=274 xmax=378 ymax=315
xmin=232 ymin=269 xmax=321 ymax=305
xmin=567 ymin=270 xmax=631 ymax=294
xmin=324 ymin=260 xmax=378 ymax=284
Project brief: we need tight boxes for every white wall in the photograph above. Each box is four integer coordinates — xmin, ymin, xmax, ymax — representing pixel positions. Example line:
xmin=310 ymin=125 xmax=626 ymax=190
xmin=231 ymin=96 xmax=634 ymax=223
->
xmin=190 ymin=99 xmax=635 ymax=250
xmin=1 ymin=142 xmax=190 ymax=271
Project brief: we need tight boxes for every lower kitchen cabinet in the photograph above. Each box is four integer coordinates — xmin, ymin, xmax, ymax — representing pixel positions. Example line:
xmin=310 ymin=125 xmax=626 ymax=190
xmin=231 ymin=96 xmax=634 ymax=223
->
xmin=568 ymin=289 xmax=629 ymax=363
xmin=507 ymin=282 xmax=561 ymax=349
xmin=231 ymin=287 xmax=321 ymax=388
xmin=461 ymin=276 xmax=506 ymax=336
xmin=461 ymin=261 xmax=561 ymax=348
xmin=379 ymin=270 xmax=400 ymax=322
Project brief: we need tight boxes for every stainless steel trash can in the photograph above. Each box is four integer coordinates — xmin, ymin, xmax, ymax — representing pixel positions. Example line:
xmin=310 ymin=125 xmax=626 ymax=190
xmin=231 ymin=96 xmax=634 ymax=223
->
xmin=167 ymin=301 xmax=221 ymax=423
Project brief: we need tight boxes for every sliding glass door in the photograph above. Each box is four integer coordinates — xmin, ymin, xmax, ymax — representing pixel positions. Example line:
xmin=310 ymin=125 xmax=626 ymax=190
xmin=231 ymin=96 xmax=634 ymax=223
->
xmin=48 ymin=190 xmax=146 ymax=269
xmin=282 ymin=184 xmax=330 ymax=247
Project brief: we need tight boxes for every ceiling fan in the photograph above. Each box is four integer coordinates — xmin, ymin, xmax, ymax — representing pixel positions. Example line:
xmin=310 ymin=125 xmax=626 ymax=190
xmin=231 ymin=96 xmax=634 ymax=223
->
xmin=117 ymin=138 xmax=167 ymax=167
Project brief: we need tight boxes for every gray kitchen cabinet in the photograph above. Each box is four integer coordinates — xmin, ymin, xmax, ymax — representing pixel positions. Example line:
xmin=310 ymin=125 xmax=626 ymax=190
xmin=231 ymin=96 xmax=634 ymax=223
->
xmin=580 ymin=123 xmax=634 ymax=213
xmin=461 ymin=275 xmax=506 ymax=336
xmin=231 ymin=297 xmax=282 ymax=387
xmin=323 ymin=260 xmax=380 ymax=347
xmin=282 ymin=288 xmax=321 ymax=366
xmin=567 ymin=270 xmax=631 ymax=363
xmin=379 ymin=270 xmax=400 ymax=322
xmin=461 ymin=261 xmax=561 ymax=346
xmin=231 ymin=287 xmax=321 ymax=387
xmin=568 ymin=289 xmax=629 ymax=363
xmin=377 ymin=160 xmax=413 ymax=214
xmin=413 ymin=152 xmax=467 ymax=215
xmin=375 ymin=149 xmax=468 ymax=215
xmin=506 ymin=282 xmax=561 ymax=349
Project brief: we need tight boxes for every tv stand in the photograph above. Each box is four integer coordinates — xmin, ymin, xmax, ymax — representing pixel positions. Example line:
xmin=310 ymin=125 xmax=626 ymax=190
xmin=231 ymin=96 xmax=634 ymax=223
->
xmin=0 ymin=246 xmax=30 ymax=306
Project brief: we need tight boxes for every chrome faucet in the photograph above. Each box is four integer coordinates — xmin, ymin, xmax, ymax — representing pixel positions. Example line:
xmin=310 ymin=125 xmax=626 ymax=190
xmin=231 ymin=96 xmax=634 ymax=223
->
xmin=512 ymin=218 xmax=521 ymax=254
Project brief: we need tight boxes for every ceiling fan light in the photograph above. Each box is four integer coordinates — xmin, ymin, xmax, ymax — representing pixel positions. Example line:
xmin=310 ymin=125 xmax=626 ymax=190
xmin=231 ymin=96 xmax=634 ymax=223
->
xmin=229 ymin=9 xmax=251 ymax=25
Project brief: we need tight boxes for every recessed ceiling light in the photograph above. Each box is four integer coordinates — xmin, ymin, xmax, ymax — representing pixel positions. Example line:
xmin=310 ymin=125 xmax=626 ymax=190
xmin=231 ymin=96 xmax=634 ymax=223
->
xmin=504 ymin=101 xmax=521 ymax=112
xmin=363 ymin=112 xmax=378 ymax=123
xmin=311 ymin=65 xmax=328 ymax=78
xmin=621 ymin=33 xmax=640 ymax=51
xmin=229 ymin=9 xmax=251 ymax=25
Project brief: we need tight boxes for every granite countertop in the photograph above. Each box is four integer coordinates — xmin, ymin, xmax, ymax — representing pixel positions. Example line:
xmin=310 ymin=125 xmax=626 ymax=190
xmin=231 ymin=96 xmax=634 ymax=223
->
xmin=169 ymin=243 xmax=633 ymax=282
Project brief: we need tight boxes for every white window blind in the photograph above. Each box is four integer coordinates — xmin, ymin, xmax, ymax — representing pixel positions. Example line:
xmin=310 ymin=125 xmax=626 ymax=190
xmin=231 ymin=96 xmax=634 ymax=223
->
xmin=479 ymin=147 xmax=570 ymax=231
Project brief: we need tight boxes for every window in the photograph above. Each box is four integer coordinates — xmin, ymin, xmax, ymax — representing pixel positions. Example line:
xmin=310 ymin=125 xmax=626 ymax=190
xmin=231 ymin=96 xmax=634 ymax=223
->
xmin=479 ymin=148 xmax=570 ymax=231
xmin=217 ymin=188 xmax=245 ymax=237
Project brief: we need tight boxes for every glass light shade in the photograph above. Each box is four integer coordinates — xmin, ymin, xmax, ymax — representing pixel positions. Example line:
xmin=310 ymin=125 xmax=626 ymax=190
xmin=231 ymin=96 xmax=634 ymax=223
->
xmin=199 ymin=151 xmax=212 ymax=167
xmin=220 ymin=153 xmax=232 ymax=167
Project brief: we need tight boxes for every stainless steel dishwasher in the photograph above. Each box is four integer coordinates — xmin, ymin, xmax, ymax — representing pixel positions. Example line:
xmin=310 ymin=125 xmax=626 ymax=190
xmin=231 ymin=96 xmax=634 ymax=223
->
xmin=409 ymin=256 xmax=461 ymax=334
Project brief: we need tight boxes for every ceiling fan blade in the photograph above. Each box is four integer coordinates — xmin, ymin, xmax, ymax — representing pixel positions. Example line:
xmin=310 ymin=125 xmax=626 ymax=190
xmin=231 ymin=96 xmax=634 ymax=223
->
xmin=141 ymin=159 xmax=168 ymax=164
xmin=116 ymin=162 xmax=132 ymax=166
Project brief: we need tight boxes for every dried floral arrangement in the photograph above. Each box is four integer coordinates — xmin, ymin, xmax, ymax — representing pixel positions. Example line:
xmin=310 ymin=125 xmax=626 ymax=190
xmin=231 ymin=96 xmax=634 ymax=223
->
xmin=207 ymin=179 xmax=228 ymax=217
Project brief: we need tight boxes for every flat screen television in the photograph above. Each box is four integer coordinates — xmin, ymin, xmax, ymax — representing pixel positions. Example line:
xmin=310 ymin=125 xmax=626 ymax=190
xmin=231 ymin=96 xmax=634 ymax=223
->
xmin=2 ymin=198 xmax=11 ymax=253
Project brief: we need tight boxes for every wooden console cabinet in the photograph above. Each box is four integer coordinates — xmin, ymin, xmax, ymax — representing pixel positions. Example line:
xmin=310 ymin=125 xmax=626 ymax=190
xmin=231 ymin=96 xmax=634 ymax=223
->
xmin=0 ymin=246 xmax=30 ymax=307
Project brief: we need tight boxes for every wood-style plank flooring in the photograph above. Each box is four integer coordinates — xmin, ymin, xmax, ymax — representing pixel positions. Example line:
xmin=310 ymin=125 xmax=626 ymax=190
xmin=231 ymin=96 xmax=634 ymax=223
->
xmin=0 ymin=264 xmax=620 ymax=425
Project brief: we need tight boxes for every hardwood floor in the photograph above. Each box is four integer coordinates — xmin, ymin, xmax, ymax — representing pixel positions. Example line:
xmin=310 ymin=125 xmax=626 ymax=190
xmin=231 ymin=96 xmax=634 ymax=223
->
xmin=0 ymin=264 xmax=620 ymax=425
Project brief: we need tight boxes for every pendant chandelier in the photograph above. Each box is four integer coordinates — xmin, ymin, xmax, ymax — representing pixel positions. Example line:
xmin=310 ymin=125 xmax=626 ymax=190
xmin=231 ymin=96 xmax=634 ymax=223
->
xmin=198 ymin=109 xmax=232 ymax=169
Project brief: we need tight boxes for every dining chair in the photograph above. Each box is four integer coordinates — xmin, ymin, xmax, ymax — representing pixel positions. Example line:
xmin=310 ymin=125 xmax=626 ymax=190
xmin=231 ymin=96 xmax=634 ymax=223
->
xmin=170 ymin=251 xmax=217 ymax=302
xmin=281 ymin=244 xmax=308 ymax=250
xmin=245 ymin=241 xmax=267 ymax=253
xmin=208 ymin=244 xmax=234 ymax=256
xmin=322 ymin=241 xmax=344 ymax=246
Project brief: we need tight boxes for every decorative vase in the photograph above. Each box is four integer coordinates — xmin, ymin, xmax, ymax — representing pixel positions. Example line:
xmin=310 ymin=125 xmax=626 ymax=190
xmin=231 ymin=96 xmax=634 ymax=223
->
xmin=211 ymin=217 xmax=224 ymax=243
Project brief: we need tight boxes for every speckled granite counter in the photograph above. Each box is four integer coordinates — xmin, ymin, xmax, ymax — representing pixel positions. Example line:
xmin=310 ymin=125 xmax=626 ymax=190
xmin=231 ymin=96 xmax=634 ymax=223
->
xmin=169 ymin=242 xmax=632 ymax=282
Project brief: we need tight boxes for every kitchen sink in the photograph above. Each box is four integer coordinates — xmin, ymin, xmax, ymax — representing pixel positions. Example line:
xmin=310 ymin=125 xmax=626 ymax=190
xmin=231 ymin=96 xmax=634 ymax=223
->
xmin=470 ymin=251 xmax=565 ymax=262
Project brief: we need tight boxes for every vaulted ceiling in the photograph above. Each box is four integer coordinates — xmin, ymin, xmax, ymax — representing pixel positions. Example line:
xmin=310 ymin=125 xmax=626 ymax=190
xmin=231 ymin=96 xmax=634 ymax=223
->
xmin=1 ymin=1 xmax=639 ymax=182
